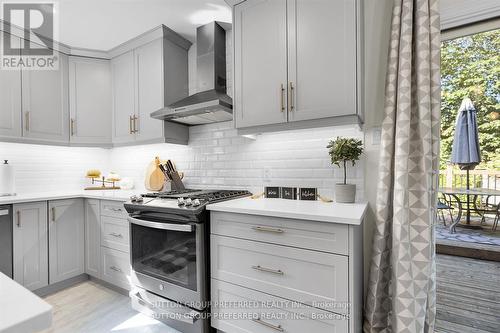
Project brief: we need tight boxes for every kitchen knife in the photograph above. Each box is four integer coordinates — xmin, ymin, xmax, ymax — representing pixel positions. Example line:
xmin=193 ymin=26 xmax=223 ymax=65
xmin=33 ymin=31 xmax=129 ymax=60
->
xmin=158 ymin=164 xmax=172 ymax=181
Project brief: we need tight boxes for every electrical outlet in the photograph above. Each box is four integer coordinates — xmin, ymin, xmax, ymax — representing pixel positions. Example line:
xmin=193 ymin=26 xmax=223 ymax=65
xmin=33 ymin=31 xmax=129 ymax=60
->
xmin=262 ymin=167 xmax=272 ymax=182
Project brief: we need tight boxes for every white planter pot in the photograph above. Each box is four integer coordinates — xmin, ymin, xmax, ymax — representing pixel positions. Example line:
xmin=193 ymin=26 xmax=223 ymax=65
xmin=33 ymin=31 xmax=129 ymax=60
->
xmin=335 ymin=184 xmax=356 ymax=203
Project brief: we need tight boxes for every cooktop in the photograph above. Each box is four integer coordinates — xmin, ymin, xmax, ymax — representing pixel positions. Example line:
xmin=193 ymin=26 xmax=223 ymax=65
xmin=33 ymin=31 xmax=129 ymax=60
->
xmin=125 ymin=189 xmax=251 ymax=218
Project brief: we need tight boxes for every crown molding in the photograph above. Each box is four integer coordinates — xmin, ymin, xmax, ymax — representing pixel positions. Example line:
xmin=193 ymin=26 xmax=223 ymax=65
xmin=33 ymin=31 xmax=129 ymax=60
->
xmin=0 ymin=20 xmax=191 ymax=60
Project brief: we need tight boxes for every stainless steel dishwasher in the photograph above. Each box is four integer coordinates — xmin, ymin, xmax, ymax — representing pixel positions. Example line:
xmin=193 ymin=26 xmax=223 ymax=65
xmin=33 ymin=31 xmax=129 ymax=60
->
xmin=0 ymin=205 xmax=13 ymax=278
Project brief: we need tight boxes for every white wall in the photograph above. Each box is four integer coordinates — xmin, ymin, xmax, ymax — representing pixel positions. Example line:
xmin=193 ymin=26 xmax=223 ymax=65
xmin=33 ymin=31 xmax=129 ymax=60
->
xmin=361 ymin=0 xmax=393 ymax=291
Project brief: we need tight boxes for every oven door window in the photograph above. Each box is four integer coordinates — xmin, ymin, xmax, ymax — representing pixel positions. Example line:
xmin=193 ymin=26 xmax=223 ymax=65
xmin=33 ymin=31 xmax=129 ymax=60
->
xmin=131 ymin=222 xmax=197 ymax=291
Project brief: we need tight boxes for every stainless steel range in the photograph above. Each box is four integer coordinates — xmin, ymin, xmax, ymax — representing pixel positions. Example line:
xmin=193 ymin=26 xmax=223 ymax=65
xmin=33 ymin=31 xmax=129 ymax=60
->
xmin=125 ymin=189 xmax=251 ymax=333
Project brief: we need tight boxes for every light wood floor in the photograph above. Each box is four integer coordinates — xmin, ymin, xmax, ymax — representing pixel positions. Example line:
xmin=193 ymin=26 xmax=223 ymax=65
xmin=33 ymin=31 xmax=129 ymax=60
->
xmin=436 ymin=254 xmax=500 ymax=333
xmin=40 ymin=280 xmax=180 ymax=333
xmin=39 ymin=255 xmax=500 ymax=333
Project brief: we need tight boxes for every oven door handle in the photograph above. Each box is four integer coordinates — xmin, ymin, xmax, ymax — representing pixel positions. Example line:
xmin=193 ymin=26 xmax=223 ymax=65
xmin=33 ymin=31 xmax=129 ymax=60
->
xmin=128 ymin=216 xmax=194 ymax=232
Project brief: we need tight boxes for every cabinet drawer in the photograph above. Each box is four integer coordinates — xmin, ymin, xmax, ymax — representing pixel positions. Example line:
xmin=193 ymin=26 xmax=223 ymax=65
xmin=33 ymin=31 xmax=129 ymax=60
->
xmin=211 ymin=235 xmax=349 ymax=313
xmin=101 ymin=216 xmax=129 ymax=252
xmin=211 ymin=279 xmax=348 ymax=333
xmin=211 ymin=212 xmax=349 ymax=255
xmin=100 ymin=200 xmax=127 ymax=218
xmin=101 ymin=247 xmax=130 ymax=290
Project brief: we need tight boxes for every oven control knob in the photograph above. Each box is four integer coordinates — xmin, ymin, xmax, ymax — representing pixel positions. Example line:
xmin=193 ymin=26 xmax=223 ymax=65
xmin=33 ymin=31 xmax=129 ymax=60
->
xmin=130 ymin=195 xmax=143 ymax=203
xmin=177 ymin=198 xmax=185 ymax=206
xmin=192 ymin=199 xmax=201 ymax=207
xmin=159 ymin=284 xmax=164 ymax=291
xmin=184 ymin=198 xmax=193 ymax=206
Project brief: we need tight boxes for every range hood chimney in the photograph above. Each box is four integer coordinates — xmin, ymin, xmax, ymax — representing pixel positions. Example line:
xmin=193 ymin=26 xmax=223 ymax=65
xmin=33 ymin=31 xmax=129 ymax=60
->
xmin=151 ymin=21 xmax=232 ymax=125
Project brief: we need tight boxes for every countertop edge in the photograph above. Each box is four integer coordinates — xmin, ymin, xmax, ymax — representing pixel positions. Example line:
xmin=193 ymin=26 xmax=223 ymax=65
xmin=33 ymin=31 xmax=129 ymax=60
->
xmin=207 ymin=200 xmax=368 ymax=225
xmin=0 ymin=192 xmax=132 ymax=204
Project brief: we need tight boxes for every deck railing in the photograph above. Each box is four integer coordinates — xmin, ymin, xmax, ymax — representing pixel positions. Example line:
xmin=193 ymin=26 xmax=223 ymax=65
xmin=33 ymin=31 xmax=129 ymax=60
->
xmin=438 ymin=166 xmax=500 ymax=190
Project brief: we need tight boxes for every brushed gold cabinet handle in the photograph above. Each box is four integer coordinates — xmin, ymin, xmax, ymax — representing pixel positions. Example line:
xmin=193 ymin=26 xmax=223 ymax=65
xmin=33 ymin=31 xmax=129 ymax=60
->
xmin=70 ymin=118 xmax=75 ymax=136
xmin=129 ymin=115 xmax=133 ymax=134
xmin=252 ymin=318 xmax=284 ymax=332
xmin=25 ymin=111 xmax=30 ymax=131
xmin=16 ymin=211 xmax=20 ymax=227
xmin=280 ymin=84 xmax=285 ymax=112
xmin=52 ymin=207 xmax=56 ymax=222
xmin=289 ymin=82 xmax=294 ymax=111
xmin=133 ymin=115 xmax=138 ymax=133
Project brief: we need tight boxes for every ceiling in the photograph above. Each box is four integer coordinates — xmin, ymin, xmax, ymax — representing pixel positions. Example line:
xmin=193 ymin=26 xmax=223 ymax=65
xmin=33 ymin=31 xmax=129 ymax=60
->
xmin=4 ymin=0 xmax=232 ymax=50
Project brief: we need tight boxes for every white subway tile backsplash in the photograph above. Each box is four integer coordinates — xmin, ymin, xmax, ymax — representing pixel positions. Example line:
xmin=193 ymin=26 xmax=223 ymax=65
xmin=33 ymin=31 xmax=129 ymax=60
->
xmin=107 ymin=122 xmax=364 ymax=200
xmin=0 ymin=142 xmax=109 ymax=193
xmin=1 ymin=122 xmax=364 ymax=201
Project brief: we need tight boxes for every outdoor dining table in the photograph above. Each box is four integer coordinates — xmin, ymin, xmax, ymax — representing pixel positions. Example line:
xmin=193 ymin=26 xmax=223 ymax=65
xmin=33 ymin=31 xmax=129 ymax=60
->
xmin=439 ymin=187 xmax=500 ymax=233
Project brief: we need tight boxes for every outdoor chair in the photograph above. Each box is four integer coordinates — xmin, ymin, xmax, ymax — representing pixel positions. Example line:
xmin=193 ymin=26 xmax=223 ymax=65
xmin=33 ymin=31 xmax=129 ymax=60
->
xmin=477 ymin=196 xmax=500 ymax=231
xmin=437 ymin=193 xmax=454 ymax=226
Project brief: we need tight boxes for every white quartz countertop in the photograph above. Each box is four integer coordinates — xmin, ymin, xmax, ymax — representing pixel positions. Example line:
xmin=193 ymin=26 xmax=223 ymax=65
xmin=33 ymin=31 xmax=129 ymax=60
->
xmin=207 ymin=197 xmax=368 ymax=225
xmin=0 ymin=272 xmax=52 ymax=333
xmin=0 ymin=190 xmax=136 ymax=205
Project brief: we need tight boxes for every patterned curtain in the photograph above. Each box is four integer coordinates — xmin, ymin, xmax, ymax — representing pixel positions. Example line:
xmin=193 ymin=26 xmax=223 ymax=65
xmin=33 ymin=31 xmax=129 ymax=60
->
xmin=364 ymin=0 xmax=441 ymax=332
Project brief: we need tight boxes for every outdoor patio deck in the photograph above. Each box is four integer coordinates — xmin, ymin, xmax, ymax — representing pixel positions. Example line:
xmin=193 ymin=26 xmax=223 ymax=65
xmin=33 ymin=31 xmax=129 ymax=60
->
xmin=436 ymin=217 xmax=500 ymax=261
xmin=436 ymin=254 xmax=500 ymax=333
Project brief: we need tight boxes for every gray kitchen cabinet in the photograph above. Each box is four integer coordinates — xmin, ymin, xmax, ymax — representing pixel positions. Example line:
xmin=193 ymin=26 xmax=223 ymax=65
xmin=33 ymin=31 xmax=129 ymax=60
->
xmin=12 ymin=201 xmax=48 ymax=291
xmin=0 ymin=32 xmax=22 ymax=139
xmin=234 ymin=0 xmax=360 ymax=130
xmin=85 ymin=199 xmax=101 ymax=278
xmin=48 ymin=199 xmax=85 ymax=284
xmin=134 ymin=38 xmax=165 ymax=142
xmin=287 ymin=0 xmax=357 ymax=122
xmin=234 ymin=0 xmax=288 ymax=128
xmin=111 ymin=27 xmax=191 ymax=146
xmin=111 ymin=51 xmax=136 ymax=144
xmin=21 ymin=43 xmax=69 ymax=143
xmin=69 ymin=57 xmax=112 ymax=146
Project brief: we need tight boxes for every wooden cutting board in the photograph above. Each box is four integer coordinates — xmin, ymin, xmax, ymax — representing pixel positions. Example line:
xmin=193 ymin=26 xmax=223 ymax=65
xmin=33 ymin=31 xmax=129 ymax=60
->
xmin=144 ymin=157 xmax=165 ymax=191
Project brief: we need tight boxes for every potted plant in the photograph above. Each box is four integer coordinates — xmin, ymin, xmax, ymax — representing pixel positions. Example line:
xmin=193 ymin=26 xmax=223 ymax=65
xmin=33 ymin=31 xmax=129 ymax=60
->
xmin=327 ymin=137 xmax=363 ymax=203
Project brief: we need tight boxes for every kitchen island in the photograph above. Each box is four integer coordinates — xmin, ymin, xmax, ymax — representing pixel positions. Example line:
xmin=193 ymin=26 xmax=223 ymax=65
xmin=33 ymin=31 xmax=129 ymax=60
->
xmin=0 ymin=272 xmax=52 ymax=333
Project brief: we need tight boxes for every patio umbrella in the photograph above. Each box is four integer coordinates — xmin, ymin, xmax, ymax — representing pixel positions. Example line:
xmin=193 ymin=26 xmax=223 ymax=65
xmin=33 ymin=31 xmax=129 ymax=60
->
xmin=450 ymin=97 xmax=481 ymax=224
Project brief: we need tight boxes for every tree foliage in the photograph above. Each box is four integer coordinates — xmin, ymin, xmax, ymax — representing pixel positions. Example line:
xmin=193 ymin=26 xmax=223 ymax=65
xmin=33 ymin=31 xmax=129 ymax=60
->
xmin=440 ymin=29 xmax=500 ymax=170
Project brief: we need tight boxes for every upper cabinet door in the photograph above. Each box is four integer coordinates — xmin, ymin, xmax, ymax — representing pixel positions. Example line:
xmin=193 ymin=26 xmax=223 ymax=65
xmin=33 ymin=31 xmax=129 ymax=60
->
xmin=0 ymin=33 xmax=22 ymax=138
xmin=234 ymin=0 xmax=288 ymax=129
xmin=69 ymin=57 xmax=112 ymax=145
xmin=21 ymin=44 xmax=69 ymax=143
xmin=287 ymin=0 xmax=357 ymax=122
xmin=111 ymin=51 xmax=136 ymax=144
xmin=48 ymin=199 xmax=84 ymax=284
xmin=134 ymin=38 xmax=164 ymax=142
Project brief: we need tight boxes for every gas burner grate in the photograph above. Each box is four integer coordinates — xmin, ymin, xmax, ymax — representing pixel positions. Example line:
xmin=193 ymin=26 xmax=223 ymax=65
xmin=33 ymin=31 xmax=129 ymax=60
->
xmin=141 ymin=189 xmax=252 ymax=203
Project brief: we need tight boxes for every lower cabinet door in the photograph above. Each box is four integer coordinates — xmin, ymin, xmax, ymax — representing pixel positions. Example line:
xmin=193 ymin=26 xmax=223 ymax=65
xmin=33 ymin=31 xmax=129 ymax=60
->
xmin=101 ymin=247 xmax=131 ymax=290
xmin=13 ymin=202 xmax=49 ymax=291
xmin=85 ymin=199 xmax=101 ymax=278
xmin=49 ymin=199 xmax=85 ymax=284
xmin=211 ymin=279 xmax=348 ymax=333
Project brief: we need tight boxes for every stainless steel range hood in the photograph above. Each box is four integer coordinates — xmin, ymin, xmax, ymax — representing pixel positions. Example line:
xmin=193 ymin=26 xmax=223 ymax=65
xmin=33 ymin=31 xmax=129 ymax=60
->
xmin=151 ymin=21 xmax=232 ymax=125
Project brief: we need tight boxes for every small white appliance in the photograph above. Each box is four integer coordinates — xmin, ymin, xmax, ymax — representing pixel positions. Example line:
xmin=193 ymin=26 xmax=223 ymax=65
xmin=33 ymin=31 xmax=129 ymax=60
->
xmin=0 ymin=160 xmax=15 ymax=196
